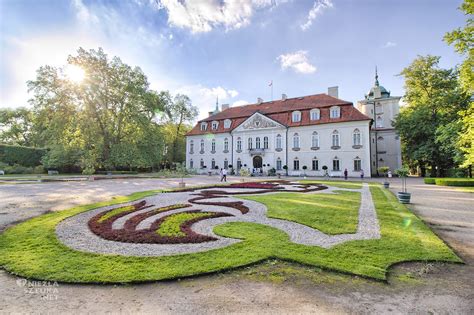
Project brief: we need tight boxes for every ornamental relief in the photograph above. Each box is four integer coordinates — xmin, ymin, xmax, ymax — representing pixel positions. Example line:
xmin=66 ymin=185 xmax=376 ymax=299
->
xmin=242 ymin=115 xmax=278 ymax=130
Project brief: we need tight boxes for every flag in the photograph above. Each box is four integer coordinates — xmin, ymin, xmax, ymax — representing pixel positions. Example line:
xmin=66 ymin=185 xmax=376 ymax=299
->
xmin=268 ymin=80 xmax=273 ymax=87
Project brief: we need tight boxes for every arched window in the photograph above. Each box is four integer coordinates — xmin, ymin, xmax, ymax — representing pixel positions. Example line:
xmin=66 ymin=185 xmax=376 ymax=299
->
xmin=378 ymin=136 xmax=384 ymax=141
xmin=376 ymin=115 xmax=383 ymax=128
xmin=237 ymin=158 xmax=242 ymax=170
xmin=224 ymin=138 xmax=229 ymax=151
xmin=353 ymin=129 xmax=361 ymax=146
xmin=211 ymin=139 xmax=216 ymax=152
xmin=293 ymin=133 xmax=300 ymax=149
xmin=276 ymin=157 xmax=282 ymax=170
xmin=190 ymin=159 xmax=194 ymax=169
xmin=332 ymin=130 xmax=340 ymax=147
xmin=310 ymin=109 xmax=320 ymax=120
xmin=200 ymin=122 xmax=207 ymax=131
xmin=200 ymin=159 xmax=204 ymax=168
xmin=354 ymin=157 xmax=362 ymax=171
xmin=200 ymin=139 xmax=205 ymax=152
xmin=312 ymin=157 xmax=319 ymax=170
xmin=332 ymin=156 xmax=340 ymax=171
xmin=211 ymin=158 xmax=216 ymax=169
xmin=190 ymin=140 xmax=194 ymax=153
xmin=276 ymin=134 xmax=282 ymax=150
xmin=312 ymin=131 xmax=319 ymax=148
xmin=248 ymin=137 xmax=253 ymax=149
xmin=263 ymin=136 xmax=269 ymax=149
xmin=330 ymin=106 xmax=340 ymax=119
xmin=237 ymin=137 xmax=242 ymax=151
xmin=292 ymin=111 xmax=301 ymax=122
xmin=256 ymin=137 xmax=261 ymax=149
xmin=293 ymin=157 xmax=300 ymax=170
xmin=224 ymin=158 xmax=228 ymax=169
xmin=211 ymin=121 xmax=219 ymax=130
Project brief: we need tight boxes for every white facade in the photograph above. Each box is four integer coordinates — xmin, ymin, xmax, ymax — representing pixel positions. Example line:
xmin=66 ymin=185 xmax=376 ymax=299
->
xmin=186 ymin=112 xmax=372 ymax=178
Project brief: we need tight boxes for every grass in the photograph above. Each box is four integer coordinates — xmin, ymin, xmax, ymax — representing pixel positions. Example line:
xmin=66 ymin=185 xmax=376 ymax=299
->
xmin=453 ymin=186 xmax=474 ymax=193
xmin=0 ymin=183 xmax=461 ymax=283
xmin=98 ymin=205 xmax=135 ymax=223
xmin=239 ymin=190 xmax=360 ymax=234
xmin=157 ymin=212 xmax=212 ymax=237
xmin=299 ymin=179 xmax=363 ymax=189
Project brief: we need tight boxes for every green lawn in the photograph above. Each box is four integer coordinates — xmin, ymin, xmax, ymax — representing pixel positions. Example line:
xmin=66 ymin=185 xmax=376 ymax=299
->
xmin=299 ymin=180 xmax=363 ymax=189
xmin=157 ymin=212 xmax=213 ymax=236
xmin=0 ymin=183 xmax=461 ymax=283
xmin=239 ymin=190 xmax=360 ymax=234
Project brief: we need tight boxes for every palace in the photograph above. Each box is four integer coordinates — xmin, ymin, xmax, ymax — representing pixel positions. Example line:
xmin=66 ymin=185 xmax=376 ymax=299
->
xmin=186 ymin=75 xmax=401 ymax=177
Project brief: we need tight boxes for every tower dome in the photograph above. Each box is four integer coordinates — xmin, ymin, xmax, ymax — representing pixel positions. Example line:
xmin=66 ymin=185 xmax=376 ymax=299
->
xmin=366 ymin=67 xmax=391 ymax=99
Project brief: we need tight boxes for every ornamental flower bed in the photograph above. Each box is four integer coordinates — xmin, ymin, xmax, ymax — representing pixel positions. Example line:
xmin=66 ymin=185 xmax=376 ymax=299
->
xmin=228 ymin=182 xmax=279 ymax=189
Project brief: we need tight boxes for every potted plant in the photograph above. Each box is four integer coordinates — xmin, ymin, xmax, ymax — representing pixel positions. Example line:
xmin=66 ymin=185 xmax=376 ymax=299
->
xmin=302 ymin=165 xmax=308 ymax=178
xmin=395 ymin=167 xmax=411 ymax=204
xmin=378 ymin=166 xmax=390 ymax=188
xmin=283 ymin=165 xmax=288 ymax=176
xmin=228 ymin=164 xmax=234 ymax=175
xmin=322 ymin=165 xmax=328 ymax=177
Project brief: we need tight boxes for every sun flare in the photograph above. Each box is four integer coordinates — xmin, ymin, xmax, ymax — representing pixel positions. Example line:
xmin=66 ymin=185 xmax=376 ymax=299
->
xmin=64 ymin=64 xmax=85 ymax=83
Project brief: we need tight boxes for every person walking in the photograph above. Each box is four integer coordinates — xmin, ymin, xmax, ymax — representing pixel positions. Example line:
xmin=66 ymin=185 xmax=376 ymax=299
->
xmin=344 ymin=168 xmax=348 ymax=180
xmin=221 ymin=168 xmax=227 ymax=182
xmin=360 ymin=169 xmax=364 ymax=179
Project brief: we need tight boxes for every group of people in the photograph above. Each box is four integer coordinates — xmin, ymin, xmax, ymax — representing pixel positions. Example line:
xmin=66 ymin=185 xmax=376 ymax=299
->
xmin=343 ymin=169 xmax=365 ymax=180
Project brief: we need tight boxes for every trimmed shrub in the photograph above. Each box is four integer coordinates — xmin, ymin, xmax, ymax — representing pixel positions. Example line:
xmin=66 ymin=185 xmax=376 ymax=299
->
xmin=424 ymin=178 xmax=436 ymax=184
xmin=434 ymin=178 xmax=474 ymax=187
xmin=0 ymin=144 xmax=46 ymax=167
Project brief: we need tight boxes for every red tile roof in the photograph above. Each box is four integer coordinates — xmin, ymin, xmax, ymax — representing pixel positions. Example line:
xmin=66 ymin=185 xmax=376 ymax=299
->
xmin=187 ymin=93 xmax=371 ymax=136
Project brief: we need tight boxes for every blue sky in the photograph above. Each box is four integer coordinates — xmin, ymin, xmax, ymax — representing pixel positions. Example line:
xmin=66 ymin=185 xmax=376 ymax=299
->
xmin=0 ymin=0 xmax=467 ymax=120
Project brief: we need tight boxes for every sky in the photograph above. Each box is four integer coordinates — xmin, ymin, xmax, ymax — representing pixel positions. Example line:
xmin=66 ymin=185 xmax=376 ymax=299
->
xmin=0 ymin=0 xmax=467 ymax=120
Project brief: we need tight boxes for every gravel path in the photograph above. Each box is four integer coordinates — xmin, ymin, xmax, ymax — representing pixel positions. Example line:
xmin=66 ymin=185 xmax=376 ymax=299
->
xmin=55 ymin=183 xmax=380 ymax=256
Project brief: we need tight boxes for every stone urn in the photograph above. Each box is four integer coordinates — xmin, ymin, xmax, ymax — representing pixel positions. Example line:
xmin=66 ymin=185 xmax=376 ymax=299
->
xmin=178 ymin=181 xmax=186 ymax=188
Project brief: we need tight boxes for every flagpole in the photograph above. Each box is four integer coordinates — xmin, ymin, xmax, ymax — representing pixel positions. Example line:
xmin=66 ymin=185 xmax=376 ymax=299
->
xmin=270 ymin=80 xmax=273 ymax=101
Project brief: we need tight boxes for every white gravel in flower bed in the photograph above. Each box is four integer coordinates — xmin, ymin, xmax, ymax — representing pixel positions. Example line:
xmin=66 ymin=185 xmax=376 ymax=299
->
xmin=55 ymin=183 xmax=380 ymax=257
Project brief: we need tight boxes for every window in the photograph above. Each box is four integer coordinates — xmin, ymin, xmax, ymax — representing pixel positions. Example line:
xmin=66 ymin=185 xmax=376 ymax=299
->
xmin=190 ymin=140 xmax=194 ymax=153
xmin=378 ymin=136 xmax=384 ymax=141
xmin=211 ymin=159 xmax=216 ymax=169
xmin=292 ymin=111 xmax=301 ymax=122
xmin=264 ymin=137 xmax=268 ymax=149
xmin=200 ymin=122 xmax=207 ymax=131
xmin=332 ymin=158 xmax=340 ymax=171
xmin=293 ymin=133 xmax=300 ymax=149
xmin=224 ymin=119 xmax=231 ymax=129
xmin=332 ymin=130 xmax=340 ymax=147
xmin=312 ymin=158 xmax=319 ymax=171
xmin=353 ymin=129 xmax=361 ymax=146
xmin=224 ymin=138 xmax=229 ymax=151
xmin=276 ymin=158 xmax=282 ymax=170
xmin=256 ymin=137 xmax=261 ymax=149
xmin=310 ymin=109 xmax=320 ymax=120
xmin=376 ymin=115 xmax=383 ymax=128
xmin=224 ymin=159 xmax=228 ymax=169
xmin=190 ymin=159 xmax=193 ymax=169
xmin=293 ymin=158 xmax=300 ymax=170
xmin=330 ymin=106 xmax=340 ymax=119
xmin=211 ymin=139 xmax=216 ymax=152
xmin=276 ymin=134 xmax=282 ymax=149
xmin=237 ymin=158 xmax=242 ymax=170
xmin=248 ymin=137 xmax=253 ymax=149
xmin=237 ymin=137 xmax=242 ymax=151
xmin=312 ymin=131 xmax=319 ymax=148
xmin=211 ymin=121 xmax=218 ymax=130
xmin=200 ymin=139 xmax=205 ymax=152
xmin=200 ymin=159 xmax=204 ymax=168
xmin=354 ymin=159 xmax=362 ymax=171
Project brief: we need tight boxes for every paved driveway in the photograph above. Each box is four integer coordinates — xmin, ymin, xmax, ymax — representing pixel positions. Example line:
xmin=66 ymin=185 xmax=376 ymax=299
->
xmin=0 ymin=176 xmax=473 ymax=314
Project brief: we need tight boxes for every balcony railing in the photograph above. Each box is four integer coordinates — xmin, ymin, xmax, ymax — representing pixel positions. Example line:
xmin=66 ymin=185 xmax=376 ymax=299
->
xmin=249 ymin=148 xmax=265 ymax=155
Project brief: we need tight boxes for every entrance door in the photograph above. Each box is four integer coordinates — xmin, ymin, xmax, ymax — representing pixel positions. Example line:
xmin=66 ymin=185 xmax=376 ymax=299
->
xmin=253 ymin=156 xmax=263 ymax=169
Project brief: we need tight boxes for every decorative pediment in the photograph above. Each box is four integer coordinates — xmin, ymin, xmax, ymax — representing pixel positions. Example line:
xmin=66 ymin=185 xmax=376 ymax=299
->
xmin=236 ymin=112 xmax=283 ymax=132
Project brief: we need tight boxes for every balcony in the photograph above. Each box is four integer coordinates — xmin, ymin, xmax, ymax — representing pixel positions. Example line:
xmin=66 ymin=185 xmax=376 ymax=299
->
xmin=249 ymin=148 xmax=265 ymax=156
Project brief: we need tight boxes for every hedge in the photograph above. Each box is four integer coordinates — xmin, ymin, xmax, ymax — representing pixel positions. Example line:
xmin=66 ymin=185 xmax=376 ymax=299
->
xmin=424 ymin=178 xmax=436 ymax=184
xmin=434 ymin=178 xmax=474 ymax=187
xmin=0 ymin=144 xmax=46 ymax=167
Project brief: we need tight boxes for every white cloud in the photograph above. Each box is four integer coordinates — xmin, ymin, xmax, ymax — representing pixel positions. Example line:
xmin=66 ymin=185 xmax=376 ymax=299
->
xmin=233 ymin=100 xmax=250 ymax=107
xmin=300 ymin=0 xmax=333 ymax=31
xmin=383 ymin=41 xmax=397 ymax=48
xmin=277 ymin=50 xmax=316 ymax=74
xmin=156 ymin=0 xmax=287 ymax=33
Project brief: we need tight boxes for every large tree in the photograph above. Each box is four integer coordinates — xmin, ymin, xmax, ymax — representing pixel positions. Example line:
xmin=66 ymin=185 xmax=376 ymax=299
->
xmin=394 ymin=55 xmax=470 ymax=177
xmin=0 ymin=107 xmax=35 ymax=146
xmin=444 ymin=0 xmax=473 ymax=175
xmin=27 ymin=47 xmax=170 ymax=172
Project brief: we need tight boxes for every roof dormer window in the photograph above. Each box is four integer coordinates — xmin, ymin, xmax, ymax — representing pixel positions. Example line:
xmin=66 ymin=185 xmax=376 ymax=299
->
xmin=224 ymin=119 xmax=231 ymax=129
xmin=310 ymin=109 xmax=320 ymax=120
xmin=330 ymin=106 xmax=340 ymax=119
xmin=200 ymin=122 xmax=207 ymax=131
xmin=211 ymin=121 xmax=219 ymax=130
xmin=292 ymin=111 xmax=301 ymax=123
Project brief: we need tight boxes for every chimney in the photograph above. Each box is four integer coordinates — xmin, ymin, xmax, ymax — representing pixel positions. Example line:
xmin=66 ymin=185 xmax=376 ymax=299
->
xmin=221 ymin=104 xmax=230 ymax=111
xmin=257 ymin=97 xmax=263 ymax=104
xmin=208 ymin=111 xmax=214 ymax=117
xmin=282 ymin=93 xmax=287 ymax=101
xmin=328 ymin=86 xmax=339 ymax=98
